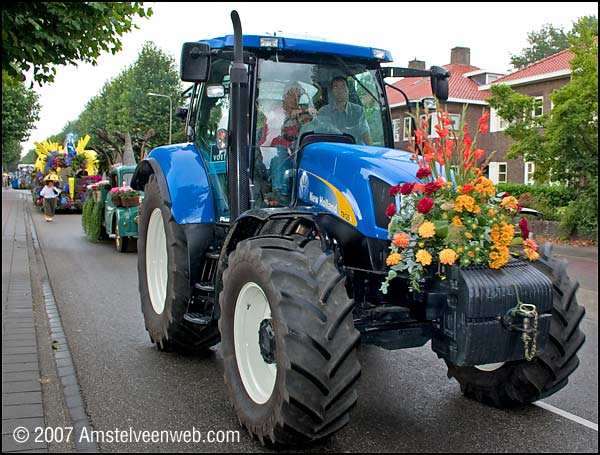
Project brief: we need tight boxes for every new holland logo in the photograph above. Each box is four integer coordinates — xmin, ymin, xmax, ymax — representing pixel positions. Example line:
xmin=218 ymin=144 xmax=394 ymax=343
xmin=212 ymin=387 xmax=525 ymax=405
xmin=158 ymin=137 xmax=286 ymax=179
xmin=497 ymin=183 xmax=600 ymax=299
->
xmin=299 ymin=171 xmax=309 ymax=200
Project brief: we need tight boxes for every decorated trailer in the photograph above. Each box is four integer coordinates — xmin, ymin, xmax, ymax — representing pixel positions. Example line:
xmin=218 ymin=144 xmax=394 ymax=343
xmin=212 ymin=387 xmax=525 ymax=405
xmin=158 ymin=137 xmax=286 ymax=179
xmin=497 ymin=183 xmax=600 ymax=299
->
xmin=31 ymin=134 xmax=100 ymax=211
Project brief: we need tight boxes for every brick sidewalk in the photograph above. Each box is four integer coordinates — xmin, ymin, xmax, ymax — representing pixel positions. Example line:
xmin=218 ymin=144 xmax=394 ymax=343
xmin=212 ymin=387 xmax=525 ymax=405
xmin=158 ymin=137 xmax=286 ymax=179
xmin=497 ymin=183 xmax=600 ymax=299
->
xmin=2 ymin=189 xmax=48 ymax=452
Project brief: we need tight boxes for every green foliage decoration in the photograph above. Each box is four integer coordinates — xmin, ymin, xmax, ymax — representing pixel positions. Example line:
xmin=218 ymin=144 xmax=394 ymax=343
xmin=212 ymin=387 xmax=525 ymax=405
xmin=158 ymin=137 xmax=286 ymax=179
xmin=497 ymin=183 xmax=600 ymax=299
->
xmin=81 ymin=192 xmax=103 ymax=241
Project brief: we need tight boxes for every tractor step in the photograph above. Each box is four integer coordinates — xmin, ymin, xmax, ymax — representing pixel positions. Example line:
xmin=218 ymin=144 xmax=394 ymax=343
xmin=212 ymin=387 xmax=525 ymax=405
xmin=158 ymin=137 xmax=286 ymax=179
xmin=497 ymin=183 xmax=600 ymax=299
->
xmin=206 ymin=250 xmax=220 ymax=260
xmin=194 ymin=282 xmax=214 ymax=292
xmin=183 ymin=313 xmax=213 ymax=325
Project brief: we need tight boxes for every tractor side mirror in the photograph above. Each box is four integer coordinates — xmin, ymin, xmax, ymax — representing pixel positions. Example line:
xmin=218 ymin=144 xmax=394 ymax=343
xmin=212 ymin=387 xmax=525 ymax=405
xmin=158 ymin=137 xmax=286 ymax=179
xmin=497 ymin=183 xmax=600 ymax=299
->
xmin=180 ymin=42 xmax=211 ymax=82
xmin=429 ymin=66 xmax=450 ymax=102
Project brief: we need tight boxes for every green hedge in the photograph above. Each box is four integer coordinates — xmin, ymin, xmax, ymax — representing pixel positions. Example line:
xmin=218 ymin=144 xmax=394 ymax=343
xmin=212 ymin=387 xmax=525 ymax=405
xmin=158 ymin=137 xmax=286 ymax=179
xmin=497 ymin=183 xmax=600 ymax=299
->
xmin=81 ymin=192 xmax=103 ymax=241
xmin=496 ymin=184 xmax=575 ymax=208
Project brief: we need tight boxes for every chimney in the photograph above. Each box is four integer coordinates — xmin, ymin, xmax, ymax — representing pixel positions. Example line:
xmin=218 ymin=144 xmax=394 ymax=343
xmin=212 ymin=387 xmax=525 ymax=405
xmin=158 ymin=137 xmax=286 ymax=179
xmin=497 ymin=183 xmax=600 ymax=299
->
xmin=451 ymin=47 xmax=470 ymax=65
xmin=408 ymin=58 xmax=426 ymax=70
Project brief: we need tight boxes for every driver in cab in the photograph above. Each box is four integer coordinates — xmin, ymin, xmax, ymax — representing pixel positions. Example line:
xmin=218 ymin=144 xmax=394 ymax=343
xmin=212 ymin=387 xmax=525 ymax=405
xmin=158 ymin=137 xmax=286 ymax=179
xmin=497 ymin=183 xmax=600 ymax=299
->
xmin=316 ymin=76 xmax=372 ymax=145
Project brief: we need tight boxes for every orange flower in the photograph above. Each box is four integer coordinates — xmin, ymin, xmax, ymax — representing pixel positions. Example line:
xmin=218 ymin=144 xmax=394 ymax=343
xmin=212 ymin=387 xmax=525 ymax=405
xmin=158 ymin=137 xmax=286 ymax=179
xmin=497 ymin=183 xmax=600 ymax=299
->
xmin=452 ymin=216 xmax=463 ymax=227
xmin=439 ymin=248 xmax=457 ymax=265
xmin=415 ymin=249 xmax=432 ymax=266
xmin=386 ymin=252 xmax=403 ymax=266
xmin=418 ymin=221 xmax=436 ymax=238
xmin=501 ymin=196 xmax=519 ymax=211
xmin=392 ymin=232 xmax=410 ymax=248
xmin=455 ymin=194 xmax=475 ymax=212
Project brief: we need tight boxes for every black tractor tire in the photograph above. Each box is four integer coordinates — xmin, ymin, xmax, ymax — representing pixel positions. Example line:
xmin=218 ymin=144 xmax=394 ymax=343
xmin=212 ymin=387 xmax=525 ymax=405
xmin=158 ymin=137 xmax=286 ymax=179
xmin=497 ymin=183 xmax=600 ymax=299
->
xmin=219 ymin=236 xmax=361 ymax=446
xmin=138 ymin=174 xmax=219 ymax=352
xmin=446 ymin=242 xmax=586 ymax=407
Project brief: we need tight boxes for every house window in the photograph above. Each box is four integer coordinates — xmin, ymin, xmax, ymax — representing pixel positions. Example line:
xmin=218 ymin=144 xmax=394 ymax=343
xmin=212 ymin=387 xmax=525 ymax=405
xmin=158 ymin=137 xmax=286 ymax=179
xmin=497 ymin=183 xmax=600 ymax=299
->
xmin=402 ymin=117 xmax=413 ymax=141
xmin=393 ymin=118 xmax=402 ymax=142
xmin=488 ymin=162 xmax=508 ymax=184
xmin=533 ymin=97 xmax=543 ymax=117
xmin=429 ymin=113 xmax=460 ymax=138
xmin=524 ymin=161 xmax=535 ymax=184
xmin=490 ymin=108 xmax=509 ymax=132
xmin=498 ymin=162 xmax=507 ymax=183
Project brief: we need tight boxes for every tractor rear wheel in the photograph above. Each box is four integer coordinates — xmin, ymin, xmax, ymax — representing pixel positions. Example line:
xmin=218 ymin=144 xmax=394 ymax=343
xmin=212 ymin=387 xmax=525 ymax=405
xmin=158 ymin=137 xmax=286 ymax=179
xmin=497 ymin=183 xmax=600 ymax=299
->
xmin=219 ymin=236 xmax=361 ymax=445
xmin=445 ymin=242 xmax=586 ymax=407
xmin=138 ymin=174 xmax=219 ymax=351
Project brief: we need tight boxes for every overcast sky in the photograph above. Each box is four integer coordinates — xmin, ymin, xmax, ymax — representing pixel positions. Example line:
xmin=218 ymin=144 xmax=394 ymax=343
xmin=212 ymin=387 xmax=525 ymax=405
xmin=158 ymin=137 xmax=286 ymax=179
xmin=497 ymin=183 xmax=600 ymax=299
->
xmin=20 ymin=1 xmax=597 ymax=154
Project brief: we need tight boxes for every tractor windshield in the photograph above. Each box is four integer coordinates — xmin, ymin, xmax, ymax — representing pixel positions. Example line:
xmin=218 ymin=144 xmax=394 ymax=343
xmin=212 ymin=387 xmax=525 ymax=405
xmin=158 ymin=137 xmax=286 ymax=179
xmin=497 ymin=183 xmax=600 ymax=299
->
xmin=255 ymin=59 xmax=386 ymax=149
xmin=252 ymin=58 xmax=386 ymax=207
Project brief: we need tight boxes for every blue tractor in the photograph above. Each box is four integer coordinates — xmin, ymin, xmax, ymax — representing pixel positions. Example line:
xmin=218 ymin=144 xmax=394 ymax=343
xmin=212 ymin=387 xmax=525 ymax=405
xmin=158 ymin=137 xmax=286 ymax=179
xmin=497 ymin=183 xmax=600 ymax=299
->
xmin=132 ymin=11 xmax=585 ymax=446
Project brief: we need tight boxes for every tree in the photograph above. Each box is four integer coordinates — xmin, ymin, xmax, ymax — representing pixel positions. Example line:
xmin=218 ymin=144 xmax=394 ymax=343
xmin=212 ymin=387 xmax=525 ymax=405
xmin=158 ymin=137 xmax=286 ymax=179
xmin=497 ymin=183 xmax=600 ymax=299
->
xmin=490 ymin=16 xmax=598 ymax=235
xmin=65 ymin=42 xmax=183 ymax=172
xmin=2 ymin=72 xmax=40 ymax=169
xmin=490 ymin=16 xmax=598 ymax=186
xmin=510 ymin=24 xmax=571 ymax=69
xmin=2 ymin=2 xmax=152 ymax=85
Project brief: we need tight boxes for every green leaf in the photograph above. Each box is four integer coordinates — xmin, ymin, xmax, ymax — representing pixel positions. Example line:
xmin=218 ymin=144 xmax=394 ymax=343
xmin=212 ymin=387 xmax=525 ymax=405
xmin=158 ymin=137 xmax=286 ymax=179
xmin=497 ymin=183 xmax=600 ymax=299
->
xmin=433 ymin=219 xmax=449 ymax=238
xmin=510 ymin=236 xmax=524 ymax=246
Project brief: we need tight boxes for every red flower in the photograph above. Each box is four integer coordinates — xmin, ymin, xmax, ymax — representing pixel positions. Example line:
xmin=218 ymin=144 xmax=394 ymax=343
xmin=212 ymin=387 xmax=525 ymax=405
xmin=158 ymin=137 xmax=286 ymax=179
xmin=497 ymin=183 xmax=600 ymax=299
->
xmin=519 ymin=217 xmax=530 ymax=239
xmin=400 ymin=182 xmax=414 ymax=195
xmin=424 ymin=181 xmax=441 ymax=195
xmin=416 ymin=167 xmax=432 ymax=180
xmin=473 ymin=148 xmax=485 ymax=159
xmin=389 ymin=184 xmax=402 ymax=196
xmin=386 ymin=203 xmax=396 ymax=217
xmin=478 ymin=112 xmax=490 ymax=135
xmin=461 ymin=183 xmax=474 ymax=194
xmin=417 ymin=197 xmax=434 ymax=214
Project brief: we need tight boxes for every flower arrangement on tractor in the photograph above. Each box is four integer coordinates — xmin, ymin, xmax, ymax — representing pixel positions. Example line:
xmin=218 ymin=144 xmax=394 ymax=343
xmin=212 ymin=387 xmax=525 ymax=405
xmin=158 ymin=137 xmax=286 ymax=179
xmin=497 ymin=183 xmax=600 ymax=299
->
xmin=381 ymin=108 xmax=538 ymax=293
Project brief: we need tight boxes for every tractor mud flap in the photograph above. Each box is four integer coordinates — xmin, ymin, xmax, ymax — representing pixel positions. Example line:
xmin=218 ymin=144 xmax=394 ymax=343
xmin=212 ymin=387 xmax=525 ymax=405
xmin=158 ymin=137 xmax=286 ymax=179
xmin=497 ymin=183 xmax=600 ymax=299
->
xmin=429 ymin=259 xmax=553 ymax=366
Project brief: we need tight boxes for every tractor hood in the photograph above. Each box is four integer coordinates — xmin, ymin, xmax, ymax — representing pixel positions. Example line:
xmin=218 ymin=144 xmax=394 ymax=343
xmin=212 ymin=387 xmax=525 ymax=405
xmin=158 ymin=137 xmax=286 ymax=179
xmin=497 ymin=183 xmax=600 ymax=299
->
xmin=297 ymin=142 xmax=421 ymax=239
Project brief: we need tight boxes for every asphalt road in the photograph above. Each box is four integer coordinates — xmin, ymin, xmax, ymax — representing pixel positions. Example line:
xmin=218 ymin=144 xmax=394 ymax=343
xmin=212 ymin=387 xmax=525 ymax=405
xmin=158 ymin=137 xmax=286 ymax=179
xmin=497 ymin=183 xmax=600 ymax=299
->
xmin=30 ymin=206 xmax=598 ymax=452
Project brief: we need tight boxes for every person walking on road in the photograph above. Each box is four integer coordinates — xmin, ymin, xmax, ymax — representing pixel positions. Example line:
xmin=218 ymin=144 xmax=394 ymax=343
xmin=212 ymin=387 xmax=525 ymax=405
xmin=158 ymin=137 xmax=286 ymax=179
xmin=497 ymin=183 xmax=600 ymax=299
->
xmin=40 ymin=174 xmax=62 ymax=222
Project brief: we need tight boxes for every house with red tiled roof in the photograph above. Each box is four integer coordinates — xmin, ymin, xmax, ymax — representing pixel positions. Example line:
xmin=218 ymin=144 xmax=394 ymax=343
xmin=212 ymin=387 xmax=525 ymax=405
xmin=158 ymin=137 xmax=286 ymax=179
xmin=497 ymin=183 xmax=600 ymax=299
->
xmin=481 ymin=49 xmax=573 ymax=184
xmin=387 ymin=47 xmax=574 ymax=184
xmin=388 ymin=47 xmax=504 ymax=175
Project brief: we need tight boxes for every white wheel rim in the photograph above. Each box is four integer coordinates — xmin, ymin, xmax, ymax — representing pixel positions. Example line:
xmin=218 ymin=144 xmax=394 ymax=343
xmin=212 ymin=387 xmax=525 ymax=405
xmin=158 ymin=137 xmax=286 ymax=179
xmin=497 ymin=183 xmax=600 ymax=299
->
xmin=147 ymin=208 xmax=168 ymax=315
xmin=474 ymin=362 xmax=506 ymax=372
xmin=234 ymin=282 xmax=277 ymax=404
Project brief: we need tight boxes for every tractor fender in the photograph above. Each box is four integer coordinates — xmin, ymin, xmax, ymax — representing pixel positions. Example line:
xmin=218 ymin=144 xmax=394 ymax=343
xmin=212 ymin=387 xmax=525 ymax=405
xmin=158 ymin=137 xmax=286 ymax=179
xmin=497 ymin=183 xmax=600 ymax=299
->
xmin=131 ymin=143 xmax=215 ymax=224
xmin=213 ymin=207 xmax=370 ymax=320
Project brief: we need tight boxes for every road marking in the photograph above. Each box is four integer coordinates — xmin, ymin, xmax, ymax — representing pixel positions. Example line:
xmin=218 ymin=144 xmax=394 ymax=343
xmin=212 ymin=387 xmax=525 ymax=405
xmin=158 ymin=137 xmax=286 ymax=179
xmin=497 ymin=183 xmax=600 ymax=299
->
xmin=535 ymin=401 xmax=598 ymax=431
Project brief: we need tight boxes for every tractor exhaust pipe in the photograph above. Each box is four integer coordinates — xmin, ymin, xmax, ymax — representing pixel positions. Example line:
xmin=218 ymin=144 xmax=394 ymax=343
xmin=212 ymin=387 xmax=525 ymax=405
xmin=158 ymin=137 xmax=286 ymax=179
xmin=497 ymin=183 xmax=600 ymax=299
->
xmin=228 ymin=10 xmax=250 ymax=220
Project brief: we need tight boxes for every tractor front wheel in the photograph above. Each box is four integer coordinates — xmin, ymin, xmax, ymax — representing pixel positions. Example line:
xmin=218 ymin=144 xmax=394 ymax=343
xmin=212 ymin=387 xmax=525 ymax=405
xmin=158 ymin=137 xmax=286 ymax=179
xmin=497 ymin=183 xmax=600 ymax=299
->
xmin=219 ymin=236 xmax=361 ymax=445
xmin=446 ymin=243 xmax=586 ymax=407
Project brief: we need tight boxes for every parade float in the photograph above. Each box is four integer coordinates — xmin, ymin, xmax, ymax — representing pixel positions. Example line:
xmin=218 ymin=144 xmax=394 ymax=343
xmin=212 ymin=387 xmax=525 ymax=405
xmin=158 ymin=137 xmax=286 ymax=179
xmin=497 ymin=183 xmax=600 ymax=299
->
xmin=31 ymin=133 xmax=102 ymax=211
xmin=81 ymin=164 xmax=142 ymax=252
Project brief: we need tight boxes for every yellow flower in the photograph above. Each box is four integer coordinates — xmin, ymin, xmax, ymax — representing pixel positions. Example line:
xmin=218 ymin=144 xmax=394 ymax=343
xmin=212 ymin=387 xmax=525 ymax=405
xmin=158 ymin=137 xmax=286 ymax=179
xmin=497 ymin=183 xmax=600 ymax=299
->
xmin=455 ymin=194 xmax=475 ymax=213
xmin=452 ymin=216 xmax=462 ymax=227
xmin=418 ymin=221 xmax=436 ymax=238
xmin=439 ymin=248 xmax=457 ymax=265
xmin=474 ymin=176 xmax=496 ymax=197
xmin=415 ymin=249 xmax=432 ymax=266
xmin=386 ymin=252 xmax=403 ymax=266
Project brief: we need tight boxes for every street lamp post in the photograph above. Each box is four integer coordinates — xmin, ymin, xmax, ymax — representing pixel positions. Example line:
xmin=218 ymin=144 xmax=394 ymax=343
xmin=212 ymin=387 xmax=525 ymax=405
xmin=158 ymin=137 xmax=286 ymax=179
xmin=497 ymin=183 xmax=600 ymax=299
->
xmin=147 ymin=92 xmax=173 ymax=144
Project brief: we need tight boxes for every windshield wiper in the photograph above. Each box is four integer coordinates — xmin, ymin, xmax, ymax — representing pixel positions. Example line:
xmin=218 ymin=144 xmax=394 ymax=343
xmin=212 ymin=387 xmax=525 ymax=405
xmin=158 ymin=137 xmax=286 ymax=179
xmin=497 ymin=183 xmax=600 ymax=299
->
xmin=334 ymin=56 xmax=381 ymax=107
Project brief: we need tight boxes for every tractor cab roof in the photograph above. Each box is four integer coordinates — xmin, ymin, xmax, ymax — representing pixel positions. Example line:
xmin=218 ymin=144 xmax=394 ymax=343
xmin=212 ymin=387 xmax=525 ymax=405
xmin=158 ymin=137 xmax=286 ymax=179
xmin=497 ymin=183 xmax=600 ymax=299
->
xmin=198 ymin=35 xmax=393 ymax=63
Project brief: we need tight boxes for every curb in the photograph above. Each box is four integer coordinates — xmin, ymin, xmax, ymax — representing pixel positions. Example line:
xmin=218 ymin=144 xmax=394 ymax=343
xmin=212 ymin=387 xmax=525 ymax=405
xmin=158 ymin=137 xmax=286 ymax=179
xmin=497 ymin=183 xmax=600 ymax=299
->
xmin=26 ymin=198 xmax=99 ymax=453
